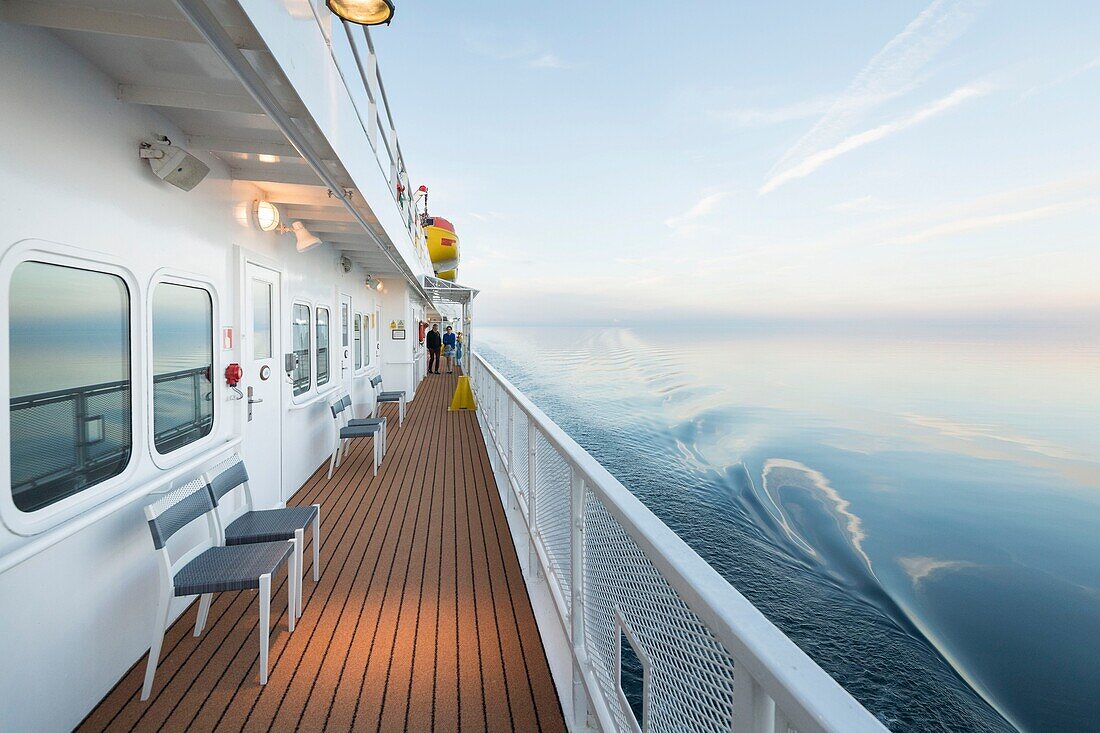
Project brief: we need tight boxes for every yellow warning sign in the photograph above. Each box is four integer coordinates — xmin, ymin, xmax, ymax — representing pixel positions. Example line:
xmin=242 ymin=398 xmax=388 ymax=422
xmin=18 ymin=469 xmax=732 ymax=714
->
xmin=448 ymin=376 xmax=477 ymax=412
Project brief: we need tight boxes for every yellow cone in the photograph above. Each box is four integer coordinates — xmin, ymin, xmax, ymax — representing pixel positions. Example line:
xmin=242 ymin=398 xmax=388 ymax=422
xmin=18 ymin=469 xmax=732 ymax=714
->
xmin=449 ymin=376 xmax=477 ymax=411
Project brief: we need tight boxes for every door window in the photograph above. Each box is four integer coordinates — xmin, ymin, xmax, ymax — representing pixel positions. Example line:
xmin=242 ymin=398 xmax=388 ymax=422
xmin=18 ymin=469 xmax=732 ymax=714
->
xmin=251 ymin=279 xmax=273 ymax=360
xmin=354 ymin=313 xmax=363 ymax=370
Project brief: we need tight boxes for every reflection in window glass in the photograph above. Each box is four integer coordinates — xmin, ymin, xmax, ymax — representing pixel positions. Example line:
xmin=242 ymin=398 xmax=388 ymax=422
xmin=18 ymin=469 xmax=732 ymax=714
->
xmin=252 ymin=279 xmax=272 ymax=360
xmin=341 ymin=303 xmax=349 ymax=348
xmin=9 ymin=261 xmax=131 ymax=513
xmin=354 ymin=314 xmax=363 ymax=370
xmin=292 ymin=303 xmax=311 ymax=396
xmin=152 ymin=283 xmax=213 ymax=454
xmin=316 ymin=307 xmax=330 ymax=387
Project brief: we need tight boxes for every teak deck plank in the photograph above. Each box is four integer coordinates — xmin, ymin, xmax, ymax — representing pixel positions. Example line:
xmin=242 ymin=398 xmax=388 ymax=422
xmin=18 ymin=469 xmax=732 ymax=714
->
xmin=77 ymin=372 xmax=566 ymax=733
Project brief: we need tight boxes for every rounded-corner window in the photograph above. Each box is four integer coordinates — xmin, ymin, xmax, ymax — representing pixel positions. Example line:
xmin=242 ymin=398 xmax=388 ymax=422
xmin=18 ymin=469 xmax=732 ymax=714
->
xmin=316 ymin=306 xmax=331 ymax=387
xmin=9 ymin=260 xmax=132 ymax=513
xmin=151 ymin=281 xmax=214 ymax=456
xmin=292 ymin=302 xmax=312 ymax=397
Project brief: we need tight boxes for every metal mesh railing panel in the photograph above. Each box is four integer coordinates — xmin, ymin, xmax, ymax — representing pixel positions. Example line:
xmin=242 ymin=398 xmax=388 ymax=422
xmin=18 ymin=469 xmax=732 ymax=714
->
xmin=511 ymin=409 xmax=530 ymax=503
xmin=583 ymin=489 xmax=737 ymax=732
xmin=533 ymin=429 xmax=573 ymax=612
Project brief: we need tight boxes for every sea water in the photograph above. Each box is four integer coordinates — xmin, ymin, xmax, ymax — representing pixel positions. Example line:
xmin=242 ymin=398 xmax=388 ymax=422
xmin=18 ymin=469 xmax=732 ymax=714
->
xmin=476 ymin=324 xmax=1100 ymax=733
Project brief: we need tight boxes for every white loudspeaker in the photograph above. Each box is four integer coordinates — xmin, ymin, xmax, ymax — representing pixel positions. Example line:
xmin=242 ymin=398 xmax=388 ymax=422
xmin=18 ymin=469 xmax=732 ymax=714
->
xmin=139 ymin=139 xmax=209 ymax=191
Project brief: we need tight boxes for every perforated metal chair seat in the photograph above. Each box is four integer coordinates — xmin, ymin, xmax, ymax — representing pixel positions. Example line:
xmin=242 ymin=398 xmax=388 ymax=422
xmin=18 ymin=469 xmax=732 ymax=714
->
xmin=340 ymin=424 xmax=381 ymax=439
xmin=173 ymin=541 xmax=293 ymax=596
xmin=348 ymin=416 xmax=386 ymax=428
xmin=224 ymin=505 xmax=319 ymax=546
xmin=377 ymin=391 xmax=404 ymax=401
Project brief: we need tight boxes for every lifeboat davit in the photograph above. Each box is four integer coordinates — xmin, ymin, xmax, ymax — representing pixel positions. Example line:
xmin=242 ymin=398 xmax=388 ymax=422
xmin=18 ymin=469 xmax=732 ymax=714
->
xmin=424 ymin=216 xmax=460 ymax=275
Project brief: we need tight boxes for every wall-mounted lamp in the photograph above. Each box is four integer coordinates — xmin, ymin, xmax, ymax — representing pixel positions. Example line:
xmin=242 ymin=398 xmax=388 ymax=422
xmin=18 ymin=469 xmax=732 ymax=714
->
xmin=139 ymin=136 xmax=209 ymax=191
xmin=326 ymin=0 xmax=394 ymax=25
xmin=253 ymin=200 xmax=281 ymax=232
xmin=291 ymin=221 xmax=323 ymax=252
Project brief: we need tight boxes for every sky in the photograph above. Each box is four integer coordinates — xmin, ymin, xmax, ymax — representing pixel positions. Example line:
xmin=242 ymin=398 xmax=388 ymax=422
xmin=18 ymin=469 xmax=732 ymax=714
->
xmin=372 ymin=1 xmax=1100 ymax=326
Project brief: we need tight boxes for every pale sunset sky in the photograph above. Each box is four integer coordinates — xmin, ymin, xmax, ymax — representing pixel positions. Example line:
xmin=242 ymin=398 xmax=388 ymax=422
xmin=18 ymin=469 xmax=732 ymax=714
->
xmin=373 ymin=1 xmax=1100 ymax=326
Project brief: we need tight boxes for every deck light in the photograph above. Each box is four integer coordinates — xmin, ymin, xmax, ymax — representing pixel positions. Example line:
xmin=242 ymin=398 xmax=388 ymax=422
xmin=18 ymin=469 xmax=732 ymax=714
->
xmin=291 ymin=221 xmax=323 ymax=252
xmin=253 ymin=200 xmax=281 ymax=232
xmin=326 ymin=0 xmax=394 ymax=25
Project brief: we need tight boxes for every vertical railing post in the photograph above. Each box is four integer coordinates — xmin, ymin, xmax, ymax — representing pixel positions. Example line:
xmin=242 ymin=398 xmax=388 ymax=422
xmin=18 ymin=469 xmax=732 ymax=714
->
xmin=569 ymin=466 xmax=589 ymax=729
xmin=733 ymin=670 xmax=776 ymax=733
xmin=506 ymin=398 xmax=517 ymax=509
xmin=527 ymin=419 xmax=538 ymax=577
xmin=74 ymin=389 xmax=88 ymax=477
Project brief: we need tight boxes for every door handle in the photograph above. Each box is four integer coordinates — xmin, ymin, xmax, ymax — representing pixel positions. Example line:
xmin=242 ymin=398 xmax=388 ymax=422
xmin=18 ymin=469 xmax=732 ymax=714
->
xmin=246 ymin=386 xmax=262 ymax=421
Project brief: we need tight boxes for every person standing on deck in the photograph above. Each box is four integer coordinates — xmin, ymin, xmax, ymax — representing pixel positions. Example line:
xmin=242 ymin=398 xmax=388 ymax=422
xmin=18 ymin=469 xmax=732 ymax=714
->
xmin=442 ymin=326 xmax=457 ymax=374
xmin=455 ymin=331 xmax=464 ymax=365
xmin=426 ymin=323 xmax=442 ymax=374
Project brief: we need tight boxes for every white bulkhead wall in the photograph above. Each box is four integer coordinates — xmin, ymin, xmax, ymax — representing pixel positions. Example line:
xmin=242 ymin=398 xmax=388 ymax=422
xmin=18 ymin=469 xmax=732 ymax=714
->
xmin=0 ymin=23 xmax=423 ymax=732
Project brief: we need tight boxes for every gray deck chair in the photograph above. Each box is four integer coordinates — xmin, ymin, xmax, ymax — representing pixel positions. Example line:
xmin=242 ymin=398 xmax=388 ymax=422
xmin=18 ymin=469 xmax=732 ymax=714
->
xmin=342 ymin=394 xmax=387 ymax=456
xmin=204 ymin=454 xmax=319 ymax=621
xmin=328 ymin=396 xmax=382 ymax=479
xmin=370 ymin=374 xmax=405 ymax=426
xmin=142 ymin=478 xmax=296 ymax=700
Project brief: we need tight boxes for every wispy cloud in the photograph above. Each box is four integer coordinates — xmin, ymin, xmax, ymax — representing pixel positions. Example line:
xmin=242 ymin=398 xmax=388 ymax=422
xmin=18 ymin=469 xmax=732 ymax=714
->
xmin=763 ymin=83 xmax=991 ymax=193
xmin=884 ymin=195 xmax=1100 ymax=246
xmin=764 ymin=0 xmax=985 ymax=192
xmin=529 ymin=53 xmax=571 ymax=69
xmin=829 ymin=195 xmax=897 ymax=214
xmin=710 ymin=96 xmax=834 ymax=128
xmin=1021 ymin=53 xmax=1100 ymax=99
xmin=664 ymin=191 xmax=730 ymax=231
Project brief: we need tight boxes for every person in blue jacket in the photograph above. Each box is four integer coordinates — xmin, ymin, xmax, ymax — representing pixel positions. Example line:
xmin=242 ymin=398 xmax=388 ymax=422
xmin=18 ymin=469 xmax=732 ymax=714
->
xmin=441 ymin=326 xmax=457 ymax=374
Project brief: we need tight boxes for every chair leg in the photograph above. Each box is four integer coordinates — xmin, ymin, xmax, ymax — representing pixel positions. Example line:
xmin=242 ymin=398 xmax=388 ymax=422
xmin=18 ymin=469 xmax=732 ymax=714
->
xmin=399 ymin=398 xmax=405 ymax=426
xmin=294 ymin=528 xmax=305 ymax=618
xmin=287 ymin=544 xmax=297 ymax=632
xmin=312 ymin=506 xmax=321 ymax=582
xmin=142 ymin=589 xmax=172 ymax=701
xmin=193 ymin=593 xmax=212 ymax=637
xmin=372 ymin=437 xmax=378 ymax=476
xmin=327 ymin=437 xmax=338 ymax=479
xmin=259 ymin=573 xmax=271 ymax=685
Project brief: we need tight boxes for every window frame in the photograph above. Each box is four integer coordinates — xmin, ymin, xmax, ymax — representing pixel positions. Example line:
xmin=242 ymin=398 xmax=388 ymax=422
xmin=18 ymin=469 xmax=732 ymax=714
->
xmin=353 ymin=312 xmax=364 ymax=373
xmin=290 ymin=300 xmax=313 ymax=400
xmin=315 ymin=304 xmax=332 ymax=388
xmin=0 ymin=241 xmax=142 ymax=536
xmin=146 ymin=271 xmax=219 ymax=469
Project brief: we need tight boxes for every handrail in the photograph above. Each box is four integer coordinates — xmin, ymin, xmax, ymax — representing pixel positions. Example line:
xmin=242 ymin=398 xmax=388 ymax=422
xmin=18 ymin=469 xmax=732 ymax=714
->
xmin=471 ymin=351 xmax=886 ymax=733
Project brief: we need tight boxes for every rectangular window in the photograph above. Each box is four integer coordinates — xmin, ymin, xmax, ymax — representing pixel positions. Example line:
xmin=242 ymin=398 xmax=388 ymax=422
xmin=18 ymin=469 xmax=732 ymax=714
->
xmin=341 ymin=303 xmax=349 ymax=348
xmin=292 ymin=303 xmax=311 ymax=396
xmin=9 ymin=261 xmax=132 ymax=513
xmin=316 ymin=306 xmax=330 ymax=387
xmin=354 ymin=313 xmax=363 ymax=370
xmin=251 ymin=279 xmax=272 ymax=359
xmin=152 ymin=283 xmax=213 ymax=455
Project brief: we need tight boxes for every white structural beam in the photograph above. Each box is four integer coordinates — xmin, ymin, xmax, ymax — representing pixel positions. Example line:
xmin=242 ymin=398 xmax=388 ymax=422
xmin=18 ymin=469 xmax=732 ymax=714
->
xmin=118 ymin=84 xmax=263 ymax=114
xmin=230 ymin=165 xmax=327 ymax=187
xmin=186 ymin=135 xmax=300 ymax=158
xmin=1 ymin=1 xmax=264 ymax=49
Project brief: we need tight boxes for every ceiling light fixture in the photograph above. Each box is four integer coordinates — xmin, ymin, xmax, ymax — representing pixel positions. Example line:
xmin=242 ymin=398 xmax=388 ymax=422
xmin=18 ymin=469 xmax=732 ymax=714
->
xmin=326 ymin=0 xmax=394 ymax=26
xmin=291 ymin=221 xmax=323 ymax=252
xmin=253 ymin=200 xmax=281 ymax=232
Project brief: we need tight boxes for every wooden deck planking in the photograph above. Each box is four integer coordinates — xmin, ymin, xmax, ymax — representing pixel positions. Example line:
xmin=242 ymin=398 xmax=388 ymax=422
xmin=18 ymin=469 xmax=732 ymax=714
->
xmin=77 ymin=372 xmax=565 ymax=733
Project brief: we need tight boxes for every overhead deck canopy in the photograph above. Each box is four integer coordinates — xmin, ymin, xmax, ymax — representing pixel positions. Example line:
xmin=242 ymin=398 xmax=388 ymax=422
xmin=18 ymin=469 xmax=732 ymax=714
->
xmin=4 ymin=0 xmax=432 ymax=297
xmin=423 ymin=274 xmax=479 ymax=307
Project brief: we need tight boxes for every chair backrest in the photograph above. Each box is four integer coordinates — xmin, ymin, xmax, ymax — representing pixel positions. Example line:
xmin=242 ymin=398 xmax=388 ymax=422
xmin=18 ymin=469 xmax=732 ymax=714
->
xmin=146 ymin=478 xmax=216 ymax=550
xmin=208 ymin=455 xmax=249 ymax=503
xmin=370 ymin=375 xmax=383 ymax=388
xmin=330 ymin=398 xmax=348 ymax=418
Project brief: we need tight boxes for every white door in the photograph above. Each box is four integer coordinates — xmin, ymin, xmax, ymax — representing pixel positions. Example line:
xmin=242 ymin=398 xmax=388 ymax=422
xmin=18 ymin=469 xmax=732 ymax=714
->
xmin=339 ymin=294 xmax=353 ymax=392
xmin=243 ymin=262 xmax=283 ymax=505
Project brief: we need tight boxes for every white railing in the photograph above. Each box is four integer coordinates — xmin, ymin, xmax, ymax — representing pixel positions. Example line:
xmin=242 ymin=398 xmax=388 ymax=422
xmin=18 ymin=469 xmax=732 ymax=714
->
xmin=470 ymin=352 xmax=887 ymax=733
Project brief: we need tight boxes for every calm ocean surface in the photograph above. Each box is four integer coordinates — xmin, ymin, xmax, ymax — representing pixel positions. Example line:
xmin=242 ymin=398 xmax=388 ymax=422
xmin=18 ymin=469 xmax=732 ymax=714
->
xmin=476 ymin=325 xmax=1100 ymax=733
